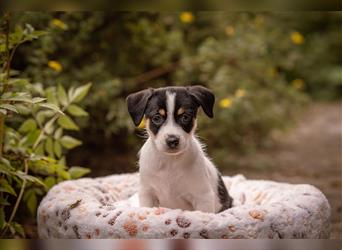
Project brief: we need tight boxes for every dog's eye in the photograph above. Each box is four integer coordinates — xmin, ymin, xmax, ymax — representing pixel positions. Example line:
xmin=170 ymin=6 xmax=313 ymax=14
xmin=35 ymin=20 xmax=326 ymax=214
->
xmin=181 ymin=114 xmax=191 ymax=123
xmin=152 ymin=114 xmax=164 ymax=125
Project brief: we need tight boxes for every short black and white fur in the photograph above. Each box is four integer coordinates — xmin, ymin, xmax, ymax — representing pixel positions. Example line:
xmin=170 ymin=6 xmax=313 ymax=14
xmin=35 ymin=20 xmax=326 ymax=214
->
xmin=126 ymin=86 xmax=232 ymax=213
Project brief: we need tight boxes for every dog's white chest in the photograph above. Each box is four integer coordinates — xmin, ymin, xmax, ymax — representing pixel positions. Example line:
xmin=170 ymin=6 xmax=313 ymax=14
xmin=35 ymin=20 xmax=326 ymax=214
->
xmin=148 ymin=163 xmax=195 ymax=210
xmin=138 ymin=138 xmax=221 ymax=212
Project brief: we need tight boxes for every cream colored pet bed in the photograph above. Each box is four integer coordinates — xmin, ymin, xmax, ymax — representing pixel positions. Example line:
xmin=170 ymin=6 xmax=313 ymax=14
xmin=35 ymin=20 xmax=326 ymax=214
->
xmin=37 ymin=173 xmax=330 ymax=239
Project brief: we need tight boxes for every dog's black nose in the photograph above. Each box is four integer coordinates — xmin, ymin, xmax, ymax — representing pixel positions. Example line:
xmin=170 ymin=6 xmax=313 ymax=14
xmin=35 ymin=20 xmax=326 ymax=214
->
xmin=166 ymin=135 xmax=180 ymax=149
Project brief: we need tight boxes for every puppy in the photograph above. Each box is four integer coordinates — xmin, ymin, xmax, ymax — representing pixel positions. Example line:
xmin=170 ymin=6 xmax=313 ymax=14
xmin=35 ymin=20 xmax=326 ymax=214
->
xmin=126 ymin=85 xmax=232 ymax=213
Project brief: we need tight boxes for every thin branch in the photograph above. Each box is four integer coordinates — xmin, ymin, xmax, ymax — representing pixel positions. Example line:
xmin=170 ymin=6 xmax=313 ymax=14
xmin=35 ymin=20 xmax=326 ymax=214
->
xmin=133 ymin=62 xmax=179 ymax=84
xmin=32 ymin=104 xmax=67 ymax=150
xmin=0 ymin=159 xmax=28 ymax=238
xmin=5 ymin=43 xmax=19 ymax=73
xmin=32 ymin=115 xmax=58 ymax=150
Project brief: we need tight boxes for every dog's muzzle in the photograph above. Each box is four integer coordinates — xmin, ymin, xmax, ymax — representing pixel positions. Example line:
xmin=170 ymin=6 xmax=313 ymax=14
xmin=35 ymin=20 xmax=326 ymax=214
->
xmin=165 ymin=134 xmax=180 ymax=149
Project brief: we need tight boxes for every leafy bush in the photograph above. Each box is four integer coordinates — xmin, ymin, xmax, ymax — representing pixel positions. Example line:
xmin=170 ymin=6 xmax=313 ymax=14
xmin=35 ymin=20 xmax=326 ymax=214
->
xmin=0 ymin=13 xmax=90 ymax=238
xmin=8 ymin=12 xmax=342 ymax=170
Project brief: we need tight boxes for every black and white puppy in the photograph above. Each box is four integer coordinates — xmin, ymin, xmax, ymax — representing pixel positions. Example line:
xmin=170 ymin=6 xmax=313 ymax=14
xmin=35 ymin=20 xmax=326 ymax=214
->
xmin=126 ymin=86 xmax=232 ymax=213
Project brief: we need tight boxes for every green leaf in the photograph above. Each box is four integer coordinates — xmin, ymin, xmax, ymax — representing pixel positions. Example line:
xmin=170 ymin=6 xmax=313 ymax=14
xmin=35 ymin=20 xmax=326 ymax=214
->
xmin=34 ymin=142 xmax=44 ymax=155
xmin=67 ymin=86 xmax=75 ymax=101
xmin=0 ymin=104 xmax=18 ymax=113
xmin=45 ymin=87 xmax=59 ymax=106
xmin=54 ymin=127 xmax=63 ymax=139
xmin=0 ymin=179 xmax=16 ymax=196
xmin=44 ymin=164 xmax=57 ymax=175
xmin=34 ymin=187 xmax=44 ymax=195
xmin=54 ymin=140 xmax=62 ymax=158
xmin=67 ymin=104 xmax=88 ymax=117
xmin=1 ymin=158 xmax=12 ymax=168
xmin=11 ymin=222 xmax=25 ymax=237
xmin=45 ymin=137 xmax=54 ymax=158
xmin=0 ymin=160 xmax=15 ymax=176
xmin=31 ymin=30 xmax=48 ymax=38
xmin=58 ymin=157 xmax=66 ymax=166
xmin=57 ymin=115 xmax=79 ymax=131
xmin=36 ymin=110 xmax=54 ymax=126
xmin=14 ymin=104 xmax=31 ymax=115
xmin=8 ymin=78 xmax=30 ymax=86
xmin=43 ymin=176 xmax=56 ymax=190
xmin=69 ymin=166 xmax=90 ymax=179
xmin=16 ymin=171 xmax=46 ymax=187
xmin=2 ymin=92 xmax=32 ymax=103
xmin=36 ymin=111 xmax=46 ymax=126
xmin=57 ymin=84 xmax=68 ymax=107
xmin=32 ymin=83 xmax=45 ymax=96
xmin=32 ymin=97 xmax=46 ymax=103
xmin=0 ymin=165 xmax=11 ymax=175
xmin=70 ymin=83 xmax=92 ymax=103
xmin=39 ymin=103 xmax=64 ymax=115
xmin=23 ymin=129 xmax=40 ymax=147
xmin=0 ymin=197 xmax=10 ymax=206
xmin=45 ymin=122 xmax=55 ymax=135
xmin=44 ymin=116 xmax=56 ymax=135
xmin=60 ymin=135 xmax=82 ymax=149
xmin=9 ymin=223 xmax=15 ymax=235
xmin=29 ymin=161 xmax=56 ymax=175
xmin=0 ymin=109 xmax=7 ymax=115
xmin=57 ymin=169 xmax=71 ymax=180
xmin=27 ymin=191 xmax=37 ymax=215
xmin=55 ymin=164 xmax=66 ymax=171
xmin=19 ymin=119 xmax=37 ymax=133
xmin=0 ymin=208 xmax=5 ymax=230
xmin=1 ymin=92 xmax=12 ymax=99
xmin=23 ymin=189 xmax=34 ymax=201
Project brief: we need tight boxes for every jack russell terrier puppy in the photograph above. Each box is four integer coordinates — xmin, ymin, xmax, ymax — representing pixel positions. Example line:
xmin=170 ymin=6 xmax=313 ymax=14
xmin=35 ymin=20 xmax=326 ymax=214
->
xmin=126 ymin=85 xmax=232 ymax=213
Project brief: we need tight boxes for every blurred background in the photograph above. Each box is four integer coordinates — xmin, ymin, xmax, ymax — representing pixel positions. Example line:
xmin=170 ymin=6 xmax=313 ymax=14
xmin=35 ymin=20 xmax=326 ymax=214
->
xmin=1 ymin=12 xmax=341 ymax=238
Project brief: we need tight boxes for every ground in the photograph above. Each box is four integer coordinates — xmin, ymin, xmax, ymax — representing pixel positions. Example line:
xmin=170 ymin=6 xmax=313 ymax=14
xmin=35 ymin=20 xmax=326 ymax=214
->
xmin=222 ymin=101 xmax=341 ymax=239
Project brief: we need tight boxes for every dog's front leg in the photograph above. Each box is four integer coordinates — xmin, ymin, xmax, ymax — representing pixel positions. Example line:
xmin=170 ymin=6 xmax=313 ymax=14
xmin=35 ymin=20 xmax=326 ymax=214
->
xmin=139 ymin=187 xmax=158 ymax=207
xmin=192 ymin=192 xmax=215 ymax=213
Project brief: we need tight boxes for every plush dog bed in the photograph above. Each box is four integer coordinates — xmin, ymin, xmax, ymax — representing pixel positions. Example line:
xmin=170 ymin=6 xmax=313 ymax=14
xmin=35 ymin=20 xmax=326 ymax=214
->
xmin=37 ymin=173 xmax=331 ymax=239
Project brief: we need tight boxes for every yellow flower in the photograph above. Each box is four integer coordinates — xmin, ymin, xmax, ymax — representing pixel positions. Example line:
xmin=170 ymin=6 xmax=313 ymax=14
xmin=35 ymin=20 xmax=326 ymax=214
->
xmin=48 ymin=60 xmax=62 ymax=72
xmin=235 ymin=89 xmax=246 ymax=98
xmin=291 ymin=79 xmax=305 ymax=90
xmin=50 ymin=19 xmax=68 ymax=30
xmin=138 ymin=117 xmax=145 ymax=129
xmin=219 ymin=98 xmax=233 ymax=108
xmin=291 ymin=31 xmax=304 ymax=45
xmin=225 ymin=26 xmax=235 ymax=37
xmin=180 ymin=12 xmax=194 ymax=23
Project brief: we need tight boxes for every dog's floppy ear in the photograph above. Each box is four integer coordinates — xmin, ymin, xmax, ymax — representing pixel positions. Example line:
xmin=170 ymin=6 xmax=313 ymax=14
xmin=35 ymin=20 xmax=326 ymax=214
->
xmin=126 ymin=88 xmax=153 ymax=126
xmin=187 ymin=85 xmax=215 ymax=118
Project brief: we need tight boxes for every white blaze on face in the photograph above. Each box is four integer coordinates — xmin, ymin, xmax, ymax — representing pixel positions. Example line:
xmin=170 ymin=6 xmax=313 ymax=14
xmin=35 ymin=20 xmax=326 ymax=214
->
xmin=153 ymin=91 xmax=189 ymax=154
xmin=166 ymin=91 xmax=176 ymax=126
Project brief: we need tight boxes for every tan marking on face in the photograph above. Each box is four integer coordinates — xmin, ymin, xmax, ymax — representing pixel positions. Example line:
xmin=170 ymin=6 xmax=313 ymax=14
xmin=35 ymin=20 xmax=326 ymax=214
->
xmin=159 ymin=109 xmax=166 ymax=116
xmin=177 ymin=107 xmax=185 ymax=115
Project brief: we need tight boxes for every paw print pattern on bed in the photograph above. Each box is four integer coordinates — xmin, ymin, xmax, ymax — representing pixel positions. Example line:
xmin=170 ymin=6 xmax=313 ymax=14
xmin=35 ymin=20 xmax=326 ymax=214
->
xmin=37 ymin=173 xmax=331 ymax=239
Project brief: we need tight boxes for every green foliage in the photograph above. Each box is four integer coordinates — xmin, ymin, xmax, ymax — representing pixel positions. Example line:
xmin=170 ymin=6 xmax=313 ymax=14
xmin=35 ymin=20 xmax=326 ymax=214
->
xmin=0 ymin=14 xmax=91 ymax=238
xmin=9 ymin=11 xmax=341 ymax=171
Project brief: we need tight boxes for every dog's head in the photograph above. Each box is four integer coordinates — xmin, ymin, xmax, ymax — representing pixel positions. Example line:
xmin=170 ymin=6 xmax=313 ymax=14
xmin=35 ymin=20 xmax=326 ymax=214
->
xmin=126 ymin=86 xmax=214 ymax=155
